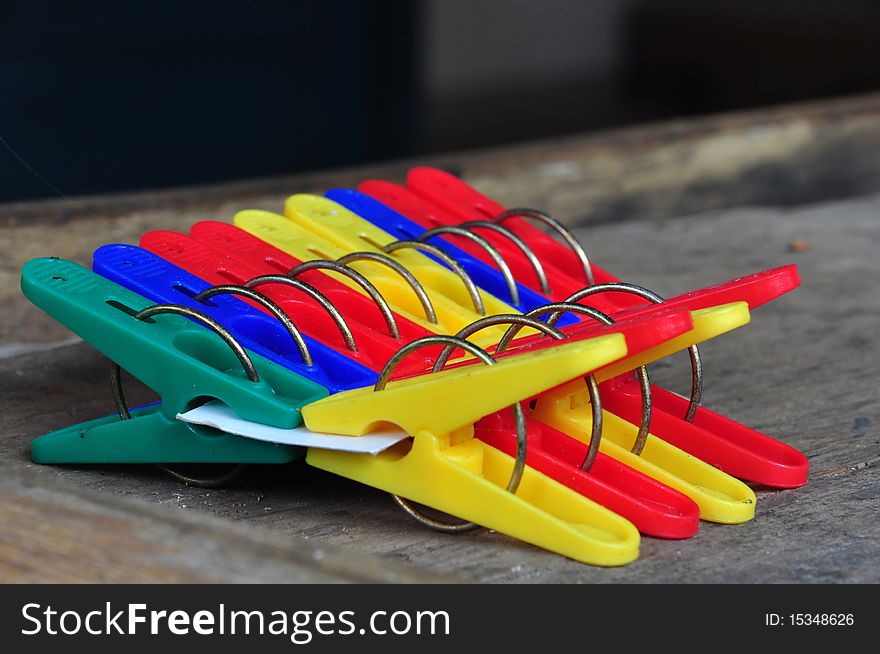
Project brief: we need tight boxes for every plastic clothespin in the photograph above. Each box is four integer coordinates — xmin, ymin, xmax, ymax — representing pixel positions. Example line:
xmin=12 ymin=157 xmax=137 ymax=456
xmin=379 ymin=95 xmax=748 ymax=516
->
xmin=231 ymin=209 xmax=506 ymax=348
xmin=363 ymin=172 xmax=803 ymax=313
xmin=21 ymin=258 xmax=327 ymax=464
xmin=599 ymin=377 xmax=809 ymax=488
xmin=372 ymin=169 xmax=809 ymax=488
xmin=139 ymin=228 xmax=435 ymax=377
xmin=323 ymin=188 xmax=577 ymax=325
xmin=92 ymin=243 xmax=377 ymax=392
xmin=302 ymin=333 xmax=641 ymax=566
xmin=280 ymin=195 xmax=520 ymax=338
xmin=362 ymin=175 xmax=801 ymax=317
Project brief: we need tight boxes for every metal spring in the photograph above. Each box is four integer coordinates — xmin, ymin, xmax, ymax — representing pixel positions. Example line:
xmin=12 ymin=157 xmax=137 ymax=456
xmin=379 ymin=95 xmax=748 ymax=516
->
xmin=459 ymin=220 xmax=552 ymax=296
xmin=193 ymin=284 xmax=313 ymax=366
xmin=337 ymin=251 xmax=438 ymax=324
xmin=287 ymin=260 xmax=400 ymax=339
xmin=417 ymin=226 xmax=519 ymax=306
xmin=449 ymin=313 xmax=606 ymax=470
xmin=244 ymin=275 xmax=358 ymax=352
xmin=110 ymin=303 xmax=258 ymax=487
xmin=373 ymin=334 xmax=528 ymax=534
xmin=564 ymin=282 xmax=702 ymax=423
xmin=381 ymin=240 xmax=486 ymax=315
xmin=503 ymin=302 xmax=652 ymax=459
xmin=495 ymin=207 xmax=595 ymax=287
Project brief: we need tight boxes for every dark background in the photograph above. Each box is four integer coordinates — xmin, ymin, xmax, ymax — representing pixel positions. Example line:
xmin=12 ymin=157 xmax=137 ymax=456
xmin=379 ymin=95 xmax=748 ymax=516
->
xmin=3 ymin=0 xmax=880 ymax=202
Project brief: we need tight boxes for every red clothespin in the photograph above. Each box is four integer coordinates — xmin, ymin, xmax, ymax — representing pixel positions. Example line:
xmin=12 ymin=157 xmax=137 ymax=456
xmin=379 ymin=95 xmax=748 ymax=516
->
xmin=361 ymin=174 xmax=623 ymax=307
xmin=361 ymin=176 xmax=801 ymax=314
xmin=140 ymin=226 xmax=435 ymax=376
xmin=370 ymin=168 xmax=808 ymax=489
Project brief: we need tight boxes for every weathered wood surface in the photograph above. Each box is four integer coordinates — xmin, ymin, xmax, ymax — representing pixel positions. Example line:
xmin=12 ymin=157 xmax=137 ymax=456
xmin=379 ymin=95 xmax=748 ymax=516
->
xmin=1 ymin=93 xmax=879 ymax=582
xmin=0 ymin=465 xmax=445 ymax=584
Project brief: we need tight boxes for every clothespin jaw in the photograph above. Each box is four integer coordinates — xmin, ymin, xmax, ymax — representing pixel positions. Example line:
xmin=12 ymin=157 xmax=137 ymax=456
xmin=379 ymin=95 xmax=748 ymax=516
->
xmin=303 ymin=333 xmax=639 ymax=566
xmin=308 ymin=427 xmax=639 ymax=566
xmin=30 ymin=404 xmax=299 ymax=465
xmin=21 ymin=258 xmax=327 ymax=464
xmin=596 ymin=301 xmax=749 ymax=382
xmin=532 ymin=302 xmax=749 ymax=404
xmin=487 ymin=306 xmax=694 ymax=364
xmin=610 ymin=265 xmax=801 ymax=318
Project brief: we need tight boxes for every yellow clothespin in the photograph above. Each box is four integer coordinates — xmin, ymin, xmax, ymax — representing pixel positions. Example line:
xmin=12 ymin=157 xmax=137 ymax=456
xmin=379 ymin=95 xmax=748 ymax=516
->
xmin=532 ymin=302 xmax=758 ymax=524
xmin=303 ymin=333 xmax=640 ymax=566
xmin=233 ymin=210 xmax=508 ymax=347
xmin=284 ymin=193 xmax=517 ymax=319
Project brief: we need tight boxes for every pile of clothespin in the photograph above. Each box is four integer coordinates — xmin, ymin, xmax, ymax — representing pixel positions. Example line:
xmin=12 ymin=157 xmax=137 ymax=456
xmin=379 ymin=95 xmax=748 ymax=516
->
xmin=21 ymin=167 xmax=808 ymax=566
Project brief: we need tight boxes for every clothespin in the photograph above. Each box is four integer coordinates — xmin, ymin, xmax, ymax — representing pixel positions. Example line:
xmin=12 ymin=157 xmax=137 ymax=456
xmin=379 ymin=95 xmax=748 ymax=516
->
xmin=369 ymin=168 xmax=809 ymax=489
xmin=302 ymin=333 xmax=641 ymax=565
xmin=365 ymin=169 xmax=803 ymax=312
xmin=21 ymin=258 xmax=327 ymax=464
xmin=139 ymin=228 xmax=436 ymax=377
xmin=323 ymin=187 xmax=576 ymax=324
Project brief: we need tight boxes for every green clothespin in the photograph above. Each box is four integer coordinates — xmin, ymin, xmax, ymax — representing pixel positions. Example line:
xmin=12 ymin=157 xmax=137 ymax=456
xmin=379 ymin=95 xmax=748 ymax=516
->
xmin=21 ymin=258 xmax=328 ymax=465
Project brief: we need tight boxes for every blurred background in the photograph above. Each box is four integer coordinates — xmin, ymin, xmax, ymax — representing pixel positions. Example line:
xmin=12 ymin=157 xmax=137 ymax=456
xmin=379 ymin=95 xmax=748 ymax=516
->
xmin=3 ymin=0 xmax=880 ymax=202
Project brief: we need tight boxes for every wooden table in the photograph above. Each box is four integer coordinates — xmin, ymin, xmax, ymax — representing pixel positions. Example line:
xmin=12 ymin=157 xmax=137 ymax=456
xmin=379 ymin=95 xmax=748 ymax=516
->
xmin=2 ymin=94 xmax=879 ymax=583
